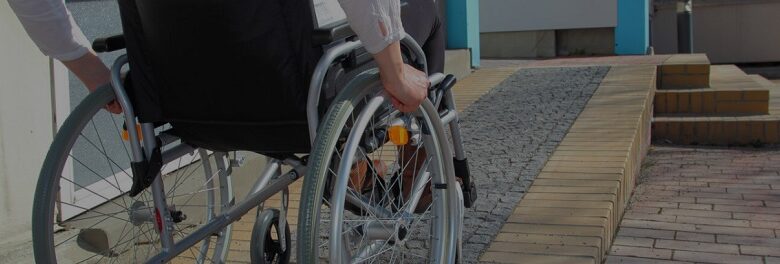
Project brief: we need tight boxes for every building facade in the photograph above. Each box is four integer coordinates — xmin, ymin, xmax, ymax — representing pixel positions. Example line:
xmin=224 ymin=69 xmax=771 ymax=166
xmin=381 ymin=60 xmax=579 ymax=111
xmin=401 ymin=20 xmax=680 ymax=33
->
xmin=480 ymin=0 xmax=651 ymax=58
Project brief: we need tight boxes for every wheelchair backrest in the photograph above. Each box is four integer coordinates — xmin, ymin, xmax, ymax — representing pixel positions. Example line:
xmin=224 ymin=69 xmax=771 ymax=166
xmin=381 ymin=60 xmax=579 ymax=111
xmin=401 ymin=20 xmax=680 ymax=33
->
xmin=118 ymin=0 xmax=327 ymax=125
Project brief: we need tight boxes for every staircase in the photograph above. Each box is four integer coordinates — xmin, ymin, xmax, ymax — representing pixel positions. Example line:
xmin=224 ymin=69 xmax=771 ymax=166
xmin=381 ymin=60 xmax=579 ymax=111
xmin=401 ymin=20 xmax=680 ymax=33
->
xmin=652 ymin=54 xmax=780 ymax=145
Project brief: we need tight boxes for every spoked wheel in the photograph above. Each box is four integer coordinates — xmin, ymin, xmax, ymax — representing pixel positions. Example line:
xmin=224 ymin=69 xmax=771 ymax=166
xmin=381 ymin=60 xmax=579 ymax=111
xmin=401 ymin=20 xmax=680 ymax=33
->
xmin=297 ymin=70 xmax=459 ymax=263
xmin=251 ymin=209 xmax=291 ymax=264
xmin=32 ymin=85 xmax=234 ymax=263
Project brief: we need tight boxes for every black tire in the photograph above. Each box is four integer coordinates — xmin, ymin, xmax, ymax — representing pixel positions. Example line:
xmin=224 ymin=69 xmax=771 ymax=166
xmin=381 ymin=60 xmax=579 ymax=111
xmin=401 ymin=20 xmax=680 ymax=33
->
xmin=32 ymin=84 xmax=233 ymax=263
xmin=296 ymin=70 xmax=459 ymax=263
xmin=251 ymin=209 xmax=291 ymax=264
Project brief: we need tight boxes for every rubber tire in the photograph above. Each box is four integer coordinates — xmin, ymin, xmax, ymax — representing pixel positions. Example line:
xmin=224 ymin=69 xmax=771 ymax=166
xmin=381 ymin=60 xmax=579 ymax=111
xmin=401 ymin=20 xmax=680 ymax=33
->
xmin=251 ymin=209 xmax=291 ymax=264
xmin=297 ymin=69 xmax=458 ymax=263
xmin=32 ymin=84 xmax=232 ymax=263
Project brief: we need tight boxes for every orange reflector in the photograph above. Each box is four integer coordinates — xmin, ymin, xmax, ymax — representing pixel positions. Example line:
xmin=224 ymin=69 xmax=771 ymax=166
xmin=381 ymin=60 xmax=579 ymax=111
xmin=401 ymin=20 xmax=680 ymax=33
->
xmin=121 ymin=124 xmax=143 ymax=141
xmin=388 ymin=125 xmax=409 ymax=145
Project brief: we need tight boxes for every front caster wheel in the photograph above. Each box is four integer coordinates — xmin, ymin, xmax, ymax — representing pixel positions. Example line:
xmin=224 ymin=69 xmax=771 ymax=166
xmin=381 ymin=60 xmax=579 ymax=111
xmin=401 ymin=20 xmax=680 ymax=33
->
xmin=251 ymin=209 xmax=291 ymax=264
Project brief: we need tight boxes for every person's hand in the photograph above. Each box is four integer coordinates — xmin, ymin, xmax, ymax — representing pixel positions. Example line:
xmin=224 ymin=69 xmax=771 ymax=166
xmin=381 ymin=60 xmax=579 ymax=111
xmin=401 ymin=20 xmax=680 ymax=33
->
xmin=373 ymin=42 xmax=430 ymax=113
xmin=383 ymin=64 xmax=429 ymax=113
xmin=62 ymin=52 xmax=122 ymax=114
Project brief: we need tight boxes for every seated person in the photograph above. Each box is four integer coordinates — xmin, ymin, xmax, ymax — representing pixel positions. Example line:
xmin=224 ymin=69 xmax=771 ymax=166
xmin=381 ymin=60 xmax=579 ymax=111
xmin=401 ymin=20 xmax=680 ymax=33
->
xmin=10 ymin=0 xmax=444 ymax=211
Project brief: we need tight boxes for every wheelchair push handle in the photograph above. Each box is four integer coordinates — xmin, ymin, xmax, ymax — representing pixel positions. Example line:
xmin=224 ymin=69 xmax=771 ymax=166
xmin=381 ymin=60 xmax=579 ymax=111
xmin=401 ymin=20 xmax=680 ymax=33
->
xmin=92 ymin=34 xmax=126 ymax=53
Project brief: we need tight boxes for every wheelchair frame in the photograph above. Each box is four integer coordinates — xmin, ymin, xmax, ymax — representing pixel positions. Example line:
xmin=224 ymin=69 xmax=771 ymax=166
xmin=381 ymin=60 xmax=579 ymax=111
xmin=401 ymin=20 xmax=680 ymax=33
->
xmin=43 ymin=33 xmax=469 ymax=263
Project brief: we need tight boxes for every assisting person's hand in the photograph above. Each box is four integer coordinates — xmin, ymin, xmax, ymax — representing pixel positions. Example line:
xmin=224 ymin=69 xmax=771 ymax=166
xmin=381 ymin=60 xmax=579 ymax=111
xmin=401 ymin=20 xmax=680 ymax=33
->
xmin=62 ymin=52 xmax=122 ymax=114
xmin=373 ymin=42 xmax=430 ymax=113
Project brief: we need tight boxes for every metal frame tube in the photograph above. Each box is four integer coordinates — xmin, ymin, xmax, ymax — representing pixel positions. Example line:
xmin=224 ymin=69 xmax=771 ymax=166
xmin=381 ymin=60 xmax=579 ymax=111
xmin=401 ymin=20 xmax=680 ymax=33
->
xmin=145 ymin=168 xmax=302 ymax=263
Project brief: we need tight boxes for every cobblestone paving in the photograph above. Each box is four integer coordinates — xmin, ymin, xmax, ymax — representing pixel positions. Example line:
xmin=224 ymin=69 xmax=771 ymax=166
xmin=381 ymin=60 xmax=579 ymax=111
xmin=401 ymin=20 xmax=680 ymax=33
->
xmin=457 ymin=67 xmax=609 ymax=262
xmin=607 ymin=145 xmax=780 ymax=264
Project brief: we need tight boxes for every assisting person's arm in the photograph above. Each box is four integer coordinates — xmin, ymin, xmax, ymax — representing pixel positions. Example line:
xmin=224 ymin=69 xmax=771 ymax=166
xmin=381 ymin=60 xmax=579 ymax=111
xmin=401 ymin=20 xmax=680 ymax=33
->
xmin=338 ymin=0 xmax=429 ymax=113
xmin=8 ymin=0 xmax=118 ymax=112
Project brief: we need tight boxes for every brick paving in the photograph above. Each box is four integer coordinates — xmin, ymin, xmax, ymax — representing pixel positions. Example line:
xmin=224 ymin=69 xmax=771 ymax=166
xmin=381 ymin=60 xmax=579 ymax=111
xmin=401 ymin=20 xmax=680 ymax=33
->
xmin=606 ymin=145 xmax=780 ymax=264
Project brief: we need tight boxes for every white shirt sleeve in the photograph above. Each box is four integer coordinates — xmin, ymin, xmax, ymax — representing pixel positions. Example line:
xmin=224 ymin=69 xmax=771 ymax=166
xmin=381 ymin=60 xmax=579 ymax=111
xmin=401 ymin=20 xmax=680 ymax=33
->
xmin=7 ymin=0 xmax=91 ymax=61
xmin=338 ymin=0 xmax=405 ymax=54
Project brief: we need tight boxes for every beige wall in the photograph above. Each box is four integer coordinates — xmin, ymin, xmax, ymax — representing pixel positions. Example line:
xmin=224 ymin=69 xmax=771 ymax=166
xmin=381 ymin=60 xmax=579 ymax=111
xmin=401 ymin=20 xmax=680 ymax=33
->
xmin=480 ymin=0 xmax=617 ymax=33
xmin=0 ymin=1 xmax=56 ymax=260
xmin=481 ymin=30 xmax=556 ymax=58
xmin=653 ymin=0 xmax=780 ymax=63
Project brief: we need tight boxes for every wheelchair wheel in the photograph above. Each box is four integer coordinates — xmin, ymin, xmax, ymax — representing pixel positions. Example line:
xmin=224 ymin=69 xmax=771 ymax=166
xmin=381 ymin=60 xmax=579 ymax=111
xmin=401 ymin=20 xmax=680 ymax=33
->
xmin=251 ymin=209 xmax=291 ymax=264
xmin=32 ymin=85 xmax=234 ymax=263
xmin=297 ymin=70 xmax=459 ymax=263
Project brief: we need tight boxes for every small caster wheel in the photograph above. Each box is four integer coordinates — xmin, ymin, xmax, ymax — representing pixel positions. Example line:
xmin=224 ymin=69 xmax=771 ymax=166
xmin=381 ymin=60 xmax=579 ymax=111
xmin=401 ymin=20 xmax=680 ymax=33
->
xmin=250 ymin=209 xmax=291 ymax=264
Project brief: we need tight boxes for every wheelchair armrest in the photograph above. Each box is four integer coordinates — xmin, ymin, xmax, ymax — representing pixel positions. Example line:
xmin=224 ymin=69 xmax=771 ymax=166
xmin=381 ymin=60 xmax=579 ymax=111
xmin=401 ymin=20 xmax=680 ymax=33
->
xmin=92 ymin=34 xmax=126 ymax=53
xmin=312 ymin=23 xmax=356 ymax=46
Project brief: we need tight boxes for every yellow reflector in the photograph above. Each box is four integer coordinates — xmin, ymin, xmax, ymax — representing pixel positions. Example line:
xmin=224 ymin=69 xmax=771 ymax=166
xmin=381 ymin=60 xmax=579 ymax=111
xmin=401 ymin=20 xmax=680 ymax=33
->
xmin=388 ymin=125 xmax=409 ymax=145
xmin=122 ymin=124 xmax=143 ymax=141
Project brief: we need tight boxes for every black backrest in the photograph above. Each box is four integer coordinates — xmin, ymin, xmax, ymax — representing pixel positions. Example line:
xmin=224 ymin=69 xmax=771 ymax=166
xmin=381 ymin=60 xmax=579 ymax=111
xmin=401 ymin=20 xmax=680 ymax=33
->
xmin=118 ymin=0 xmax=323 ymax=124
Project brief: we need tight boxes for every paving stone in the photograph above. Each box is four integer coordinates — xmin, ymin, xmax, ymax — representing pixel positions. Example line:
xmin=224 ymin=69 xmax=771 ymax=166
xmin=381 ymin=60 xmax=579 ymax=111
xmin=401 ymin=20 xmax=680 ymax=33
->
xmin=655 ymin=239 xmax=740 ymax=254
xmin=717 ymin=235 xmax=780 ymax=247
xmin=675 ymin=231 xmax=716 ymax=243
xmin=617 ymin=227 xmax=676 ymax=240
xmin=480 ymin=252 xmax=595 ymax=264
xmin=610 ymin=245 xmax=672 ymax=259
xmin=672 ymin=250 xmax=763 ymax=264
xmin=613 ymin=236 xmax=655 ymax=248
xmin=605 ymin=256 xmax=692 ymax=264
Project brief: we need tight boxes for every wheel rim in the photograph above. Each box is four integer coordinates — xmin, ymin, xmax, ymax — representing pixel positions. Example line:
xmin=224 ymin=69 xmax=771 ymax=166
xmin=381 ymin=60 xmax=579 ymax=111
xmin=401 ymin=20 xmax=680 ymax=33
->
xmin=33 ymin=86 xmax=230 ymax=263
xmin=317 ymin=95 xmax=448 ymax=263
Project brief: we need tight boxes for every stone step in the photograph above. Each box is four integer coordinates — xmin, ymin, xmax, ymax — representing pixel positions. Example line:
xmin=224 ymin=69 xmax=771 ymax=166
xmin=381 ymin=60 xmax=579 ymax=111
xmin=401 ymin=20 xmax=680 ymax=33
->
xmin=655 ymin=65 xmax=771 ymax=115
xmin=654 ymin=88 xmax=769 ymax=115
xmin=653 ymin=67 xmax=780 ymax=146
xmin=657 ymin=54 xmax=710 ymax=89
xmin=653 ymin=116 xmax=780 ymax=145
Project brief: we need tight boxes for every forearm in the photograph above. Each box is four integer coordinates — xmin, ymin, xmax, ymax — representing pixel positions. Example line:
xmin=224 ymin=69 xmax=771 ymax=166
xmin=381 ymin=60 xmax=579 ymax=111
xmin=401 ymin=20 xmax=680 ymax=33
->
xmin=61 ymin=52 xmax=111 ymax=92
xmin=373 ymin=41 xmax=405 ymax=88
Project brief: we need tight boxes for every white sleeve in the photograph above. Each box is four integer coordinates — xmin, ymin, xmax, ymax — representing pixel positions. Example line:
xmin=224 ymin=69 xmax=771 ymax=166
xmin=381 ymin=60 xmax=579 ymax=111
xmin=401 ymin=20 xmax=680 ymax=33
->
xmin=337 ymin=0 xmax=404 ymax=54
xmin=7 ymin=0 xmax=91 ymax=61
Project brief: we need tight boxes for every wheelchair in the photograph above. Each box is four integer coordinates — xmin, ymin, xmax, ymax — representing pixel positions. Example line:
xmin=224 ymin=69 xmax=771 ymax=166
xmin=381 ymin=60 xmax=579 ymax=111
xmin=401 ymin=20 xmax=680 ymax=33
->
xmin=31 ymin=1 xmax=476 ymax=263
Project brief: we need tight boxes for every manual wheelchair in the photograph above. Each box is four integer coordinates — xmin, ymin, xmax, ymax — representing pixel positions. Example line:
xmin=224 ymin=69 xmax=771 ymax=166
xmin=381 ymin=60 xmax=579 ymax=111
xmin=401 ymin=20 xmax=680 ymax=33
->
xmin=31 ymin=1 xmax=477 ymax=263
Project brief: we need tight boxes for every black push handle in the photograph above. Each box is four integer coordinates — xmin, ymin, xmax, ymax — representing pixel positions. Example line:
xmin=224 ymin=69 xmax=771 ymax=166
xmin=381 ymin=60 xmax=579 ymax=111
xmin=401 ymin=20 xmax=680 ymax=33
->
xmin=92 ymin=34 xmax=126 ymax=53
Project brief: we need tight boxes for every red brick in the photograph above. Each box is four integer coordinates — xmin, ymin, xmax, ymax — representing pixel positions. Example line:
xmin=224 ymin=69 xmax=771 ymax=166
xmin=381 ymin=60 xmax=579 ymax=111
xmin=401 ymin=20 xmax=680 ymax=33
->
xmin=751 ymin=220 xmax=780 ymax=229
xmin=714 ymin=205 xmax=780 ymax=214
xmin=661 ymin=208 xmax=732 ymax=219
xmin=740 ymin=245 xmax=780 ymax=257
xmin=693 ymin=225 xmax=775 ymax=237
xmin=613 ymin=236 xmax=655 ymax=248
xmin=610 ymin=245 xmax=672 ymax=259
xmin=709 ymin=183 xmax=771 ymax=190
xmin=636 ymin=196 xmax=695 ymax=203
xmin=672 ymin=250 xmax=763 ymax=264
xmin=717 ymin=235 xmax=780 ymax=247
xmin=624 ymin=212 xmax=677 ymax=222
xmin=655 ymin=239 xmax=739 ymax=254
xmin=697 ymin=198 xmax=764 ymax=207
xmin=679 ymin=203 xmax=712 ymax=210
xmin=675 ymin=215 xmax=750 ymax=227
xmin=675 ymin=231 xmax=715 ymax=242
xmin=679 ymin=192 xmax=742 ymax=200
xmin=606 ymin=256 xmax=690 ymax=264
xmin=621 ymin=219 xmax=696 ymax=232
xmin=618 ymin=228 xmax=675 ymax=240
xmin=634 ymin=201 xmax=678 ymax=208
xmin=734 ymin=213 xmax=780 ymax=222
